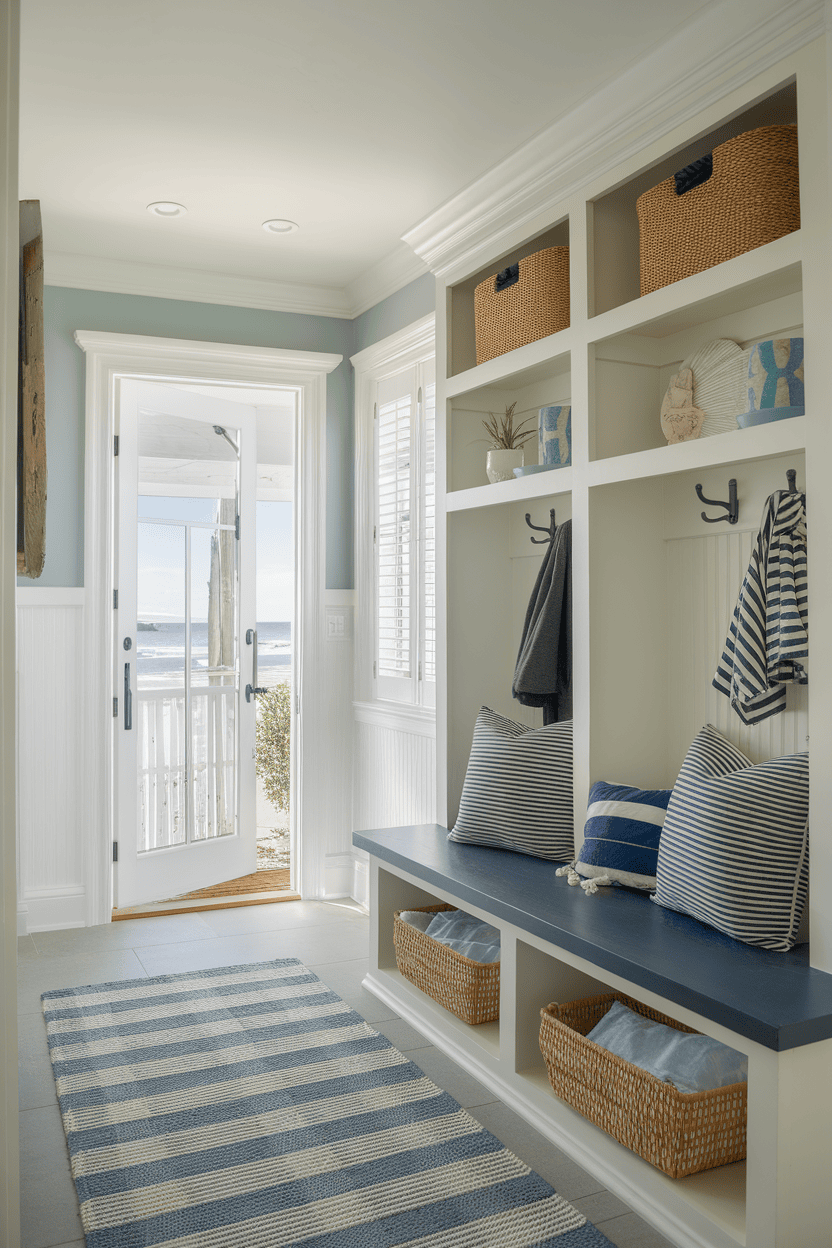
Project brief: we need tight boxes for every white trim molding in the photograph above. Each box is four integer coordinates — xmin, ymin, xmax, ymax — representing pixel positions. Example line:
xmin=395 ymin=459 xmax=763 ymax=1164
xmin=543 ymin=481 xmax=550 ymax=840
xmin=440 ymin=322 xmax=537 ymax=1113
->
xmin=16 ymin=586 xmax=84 ymax=607
xmin=0 ymin=1 xmax=20 ymax=1238
xmin=74 ymin=330 xmax=342 ymax=922
xmin=402 ymin=0 xmax=826 ymax=278
xmin=46 ymin=246 xmax=431 ymax=321
xmin=47 ymin=252 xmax=353 ymax=319
xmin=353 ymin=701 xmax=436 ymax=738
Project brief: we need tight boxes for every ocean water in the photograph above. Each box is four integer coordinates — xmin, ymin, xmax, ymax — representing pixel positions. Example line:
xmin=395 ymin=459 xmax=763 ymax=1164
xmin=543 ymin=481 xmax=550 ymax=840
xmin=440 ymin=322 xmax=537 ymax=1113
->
xmin=137 ymin=621 xmax=291 ymax=680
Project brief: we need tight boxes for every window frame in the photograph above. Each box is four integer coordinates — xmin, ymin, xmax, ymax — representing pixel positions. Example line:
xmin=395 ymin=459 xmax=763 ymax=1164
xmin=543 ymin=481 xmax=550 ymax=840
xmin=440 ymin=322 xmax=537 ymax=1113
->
xmin=351 ymin=315 xmax=436 ymax=714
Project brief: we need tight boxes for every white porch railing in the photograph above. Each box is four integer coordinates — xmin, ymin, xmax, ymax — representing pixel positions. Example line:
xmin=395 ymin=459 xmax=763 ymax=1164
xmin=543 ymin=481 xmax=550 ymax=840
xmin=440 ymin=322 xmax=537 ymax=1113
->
xmin=137 ymin=684 xmax=237 ymax=852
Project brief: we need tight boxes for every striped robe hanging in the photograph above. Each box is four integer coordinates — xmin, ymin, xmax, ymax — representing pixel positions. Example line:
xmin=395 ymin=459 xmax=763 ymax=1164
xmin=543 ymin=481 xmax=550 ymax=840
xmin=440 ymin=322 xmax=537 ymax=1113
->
xmin=713 ymin=489 xmax=807 ymax=725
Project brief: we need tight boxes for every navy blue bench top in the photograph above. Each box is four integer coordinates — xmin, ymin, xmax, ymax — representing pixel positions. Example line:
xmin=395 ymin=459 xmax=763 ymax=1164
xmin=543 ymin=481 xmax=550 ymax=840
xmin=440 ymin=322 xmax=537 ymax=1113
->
xmin=354 ymin=823 xmax=832 ymax=1052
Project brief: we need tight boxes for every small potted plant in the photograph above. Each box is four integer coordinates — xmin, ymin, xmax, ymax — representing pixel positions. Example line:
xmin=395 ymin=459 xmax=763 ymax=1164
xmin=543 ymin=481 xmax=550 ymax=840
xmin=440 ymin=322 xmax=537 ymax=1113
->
xmin=483 ymin=402 xmax=536 ymax=482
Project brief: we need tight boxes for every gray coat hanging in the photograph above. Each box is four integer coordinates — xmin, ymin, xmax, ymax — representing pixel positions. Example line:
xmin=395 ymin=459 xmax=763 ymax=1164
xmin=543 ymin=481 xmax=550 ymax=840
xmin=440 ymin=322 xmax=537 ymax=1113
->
xmin=512 ymin=517 xmax=572 ymax=724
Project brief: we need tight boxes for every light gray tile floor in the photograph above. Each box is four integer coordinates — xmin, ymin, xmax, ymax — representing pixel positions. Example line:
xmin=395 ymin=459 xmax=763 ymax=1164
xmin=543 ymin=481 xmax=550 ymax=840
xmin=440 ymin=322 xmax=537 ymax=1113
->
xmin=18 ymin=898 xmax=674 ymax=1248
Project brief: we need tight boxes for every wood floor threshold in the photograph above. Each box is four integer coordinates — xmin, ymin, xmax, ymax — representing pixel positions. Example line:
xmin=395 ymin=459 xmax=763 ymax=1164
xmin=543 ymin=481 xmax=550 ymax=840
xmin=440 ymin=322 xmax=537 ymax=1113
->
xmin=113 ymin=891 xmax=301 ymax=920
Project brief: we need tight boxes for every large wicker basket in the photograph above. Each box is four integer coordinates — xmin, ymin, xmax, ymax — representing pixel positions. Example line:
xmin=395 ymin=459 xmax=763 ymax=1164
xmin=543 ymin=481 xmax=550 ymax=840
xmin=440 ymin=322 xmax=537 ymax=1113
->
xmin=539 ymin=994 xmax=747 ymax=1179
xmin=637 ymin=124 xmax=799 ymax=296
xmin=393 ymin=904 xmax=500 ymax=1025
xmin=474 ymin=246 xmax=570 ymax=365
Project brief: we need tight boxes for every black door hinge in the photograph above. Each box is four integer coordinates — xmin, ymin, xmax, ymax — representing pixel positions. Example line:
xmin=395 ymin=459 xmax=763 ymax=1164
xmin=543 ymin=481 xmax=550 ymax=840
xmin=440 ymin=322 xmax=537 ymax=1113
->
xmin=114 ymin=434 xmax=119 ymax=456
xmin=235 ymin=513 xmax=240 ymax=540
xmin=113 ymin=697 xmax=118 ymax=718
xmin=112 ymin=841 xmax=118 ymax=863
xmin=113 ymin=589 xmax=118 ymax=609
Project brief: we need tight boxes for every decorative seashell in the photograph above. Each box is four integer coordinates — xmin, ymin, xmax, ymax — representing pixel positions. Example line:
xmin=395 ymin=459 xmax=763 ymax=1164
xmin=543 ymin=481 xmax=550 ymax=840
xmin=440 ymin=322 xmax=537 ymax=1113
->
xmin=679 ymin=338 xmax=748 ymax=437
xmin=660 ymin=367 xmax=704 ymax=444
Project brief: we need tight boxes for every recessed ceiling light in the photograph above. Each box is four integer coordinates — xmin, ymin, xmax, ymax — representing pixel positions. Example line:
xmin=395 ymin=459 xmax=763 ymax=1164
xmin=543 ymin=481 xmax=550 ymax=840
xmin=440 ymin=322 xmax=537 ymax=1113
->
xmin=147 ymin=201 xmax=187 ymax=218
xmin=262 ymin=218 xmax=299 ymax=235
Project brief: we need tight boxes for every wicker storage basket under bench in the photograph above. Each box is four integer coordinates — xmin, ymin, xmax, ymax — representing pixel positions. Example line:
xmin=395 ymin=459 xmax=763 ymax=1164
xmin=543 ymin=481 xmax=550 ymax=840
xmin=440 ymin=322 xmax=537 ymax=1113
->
xmin=539 ymin=993 xmax=747 ymax=1179
xmin=393 ymin=904 xmax=500 ymax=1025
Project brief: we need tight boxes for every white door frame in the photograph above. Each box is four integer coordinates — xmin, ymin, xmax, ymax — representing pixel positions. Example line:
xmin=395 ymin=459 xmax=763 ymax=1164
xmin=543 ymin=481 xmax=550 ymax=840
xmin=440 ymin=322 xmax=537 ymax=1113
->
xmin=75 ymin=330 xmax=342 ymax=925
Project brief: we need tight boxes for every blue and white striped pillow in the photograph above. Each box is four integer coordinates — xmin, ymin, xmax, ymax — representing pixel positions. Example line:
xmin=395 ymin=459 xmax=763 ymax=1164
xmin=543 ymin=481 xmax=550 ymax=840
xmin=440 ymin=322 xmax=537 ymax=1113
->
xmin=448 ymin=707 xmax=573 ymax=861
xmin=574 ymin=782 xmax=672 ymax=890
xmin=653 ymin=724 xmax=809 ymax=951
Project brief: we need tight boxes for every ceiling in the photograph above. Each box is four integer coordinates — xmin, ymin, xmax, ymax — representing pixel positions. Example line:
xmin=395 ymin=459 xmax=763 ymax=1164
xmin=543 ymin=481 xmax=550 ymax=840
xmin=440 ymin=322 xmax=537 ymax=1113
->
xmin=19 ymin=0 xmax=719 ymax=308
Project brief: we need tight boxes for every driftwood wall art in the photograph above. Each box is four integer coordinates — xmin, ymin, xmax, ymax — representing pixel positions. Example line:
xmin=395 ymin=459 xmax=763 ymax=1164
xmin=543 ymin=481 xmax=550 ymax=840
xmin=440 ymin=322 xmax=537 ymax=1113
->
xmin=18 ymin=199 xmax=46 ymax=578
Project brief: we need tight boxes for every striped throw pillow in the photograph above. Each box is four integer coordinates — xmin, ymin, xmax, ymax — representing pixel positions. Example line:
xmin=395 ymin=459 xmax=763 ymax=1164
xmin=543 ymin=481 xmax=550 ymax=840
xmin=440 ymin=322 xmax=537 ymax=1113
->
xmin=653 ymin=724 xmax=809 ymax=951
xmin=448 ymin=707 xmax=573 ymax=860
xmin=574 ymin=782 xmax=672 ymax=891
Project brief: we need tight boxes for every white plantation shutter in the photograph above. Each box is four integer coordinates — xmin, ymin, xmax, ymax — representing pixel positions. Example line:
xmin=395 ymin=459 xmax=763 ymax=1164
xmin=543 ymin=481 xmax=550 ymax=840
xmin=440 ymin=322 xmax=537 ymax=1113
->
xmin=420 ymin=369 xmax=437 ymax=707
xmin=376 ymin=371 xmax=416 ymax=701
xmin=372 ymin=360 xmax=435 ymax=707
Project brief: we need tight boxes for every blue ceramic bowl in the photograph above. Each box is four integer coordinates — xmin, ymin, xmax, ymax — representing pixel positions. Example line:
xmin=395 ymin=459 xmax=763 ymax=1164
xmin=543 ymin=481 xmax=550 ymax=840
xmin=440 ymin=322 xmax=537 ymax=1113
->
xmin=513 ymin=464 xmax=561 ymax=477
xmin=737 ymin=406 xmax=805 ymax=428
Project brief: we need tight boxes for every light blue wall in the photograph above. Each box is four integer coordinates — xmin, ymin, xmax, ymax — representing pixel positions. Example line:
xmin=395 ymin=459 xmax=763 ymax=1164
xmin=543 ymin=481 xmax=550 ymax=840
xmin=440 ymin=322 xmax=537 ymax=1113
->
xmin=21 ymin=274 xmax=435 ymax=589
xmin=352 ymin=273 xmax=435 ymax=355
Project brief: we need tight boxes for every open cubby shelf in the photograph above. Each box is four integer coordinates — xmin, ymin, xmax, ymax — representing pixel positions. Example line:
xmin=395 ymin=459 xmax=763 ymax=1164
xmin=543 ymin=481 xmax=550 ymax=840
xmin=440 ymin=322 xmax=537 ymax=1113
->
xmin=359 ymin=36 xmax=832 ymax=1248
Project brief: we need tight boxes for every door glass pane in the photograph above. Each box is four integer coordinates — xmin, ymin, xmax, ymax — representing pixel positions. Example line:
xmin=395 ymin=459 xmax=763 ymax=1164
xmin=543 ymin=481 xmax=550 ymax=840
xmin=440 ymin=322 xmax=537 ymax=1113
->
xmin=136 ymin=520 xmax=187 ymax=850
xmin=135 ymin=403 xmax=240 ymax=853
xmin=190 ymin=517 xmax=237 ymax=842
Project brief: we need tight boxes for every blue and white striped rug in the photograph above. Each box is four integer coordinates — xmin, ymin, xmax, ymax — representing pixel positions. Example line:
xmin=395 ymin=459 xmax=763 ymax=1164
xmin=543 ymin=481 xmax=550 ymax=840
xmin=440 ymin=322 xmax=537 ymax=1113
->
xmin=43 ymin=958 xmax=612 ymax=1247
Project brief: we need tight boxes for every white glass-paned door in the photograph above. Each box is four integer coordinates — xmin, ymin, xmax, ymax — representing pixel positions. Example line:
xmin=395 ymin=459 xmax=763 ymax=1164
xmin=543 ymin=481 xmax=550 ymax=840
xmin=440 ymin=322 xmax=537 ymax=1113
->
xmin=116 ymin=381 xmax=257 ymax=908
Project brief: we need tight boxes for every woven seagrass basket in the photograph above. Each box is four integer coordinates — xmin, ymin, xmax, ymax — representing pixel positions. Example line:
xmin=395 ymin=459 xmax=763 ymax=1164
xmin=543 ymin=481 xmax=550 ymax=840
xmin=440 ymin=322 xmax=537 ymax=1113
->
xmin=539 ymin=993 xmax=747 ymax=1179
xmin=393 ymin=904 xmax=500 ymax=1025
xmin=637 ymin=124 xmax=799 ymax=296
xmin=474 ymin=246 xmax=570 ymax=365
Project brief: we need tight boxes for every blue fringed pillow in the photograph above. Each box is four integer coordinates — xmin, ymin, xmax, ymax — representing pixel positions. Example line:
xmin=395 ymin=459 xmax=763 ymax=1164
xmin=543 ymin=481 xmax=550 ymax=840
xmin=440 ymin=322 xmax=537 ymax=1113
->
xmin=561 ymin=781 xmax=672 ymax=894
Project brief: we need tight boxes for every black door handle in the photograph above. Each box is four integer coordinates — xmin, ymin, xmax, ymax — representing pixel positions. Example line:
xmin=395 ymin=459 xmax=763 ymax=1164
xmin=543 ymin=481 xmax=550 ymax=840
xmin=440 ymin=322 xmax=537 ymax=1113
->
xmin=124 ymin=662 xmax=132 ymax=730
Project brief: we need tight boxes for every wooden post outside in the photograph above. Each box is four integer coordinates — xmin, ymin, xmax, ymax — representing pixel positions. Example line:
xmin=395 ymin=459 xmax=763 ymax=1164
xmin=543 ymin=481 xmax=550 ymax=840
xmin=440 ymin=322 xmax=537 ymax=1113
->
xmin=17 ymin=198 xmax=45 ymax=578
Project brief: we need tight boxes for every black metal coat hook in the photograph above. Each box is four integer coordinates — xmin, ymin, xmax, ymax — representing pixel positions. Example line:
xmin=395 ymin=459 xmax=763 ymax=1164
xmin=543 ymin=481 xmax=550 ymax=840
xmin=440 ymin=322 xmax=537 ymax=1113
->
xmin=786 ymin=468 xmax=797 ymax=493
xmin=525 ymin=509 xmax=556 ymax=544
xmin=695 ymin=478 xmax=738 ymax=524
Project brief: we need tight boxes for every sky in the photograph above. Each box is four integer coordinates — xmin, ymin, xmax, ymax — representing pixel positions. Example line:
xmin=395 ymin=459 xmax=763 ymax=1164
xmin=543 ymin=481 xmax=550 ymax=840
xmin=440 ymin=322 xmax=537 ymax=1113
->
xmin=136 ymin=496 xmax=293 ymax=622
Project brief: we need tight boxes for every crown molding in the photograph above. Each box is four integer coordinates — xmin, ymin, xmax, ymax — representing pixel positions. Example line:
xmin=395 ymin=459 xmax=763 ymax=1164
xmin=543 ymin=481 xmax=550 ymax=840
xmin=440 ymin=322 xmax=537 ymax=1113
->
xmin=45 ymin=251 xmax=353 ymax=319
xmin=345 ymin=244 xmax=430 ymax=318
xmin=403 ymin=0 xmax=825 ymax=278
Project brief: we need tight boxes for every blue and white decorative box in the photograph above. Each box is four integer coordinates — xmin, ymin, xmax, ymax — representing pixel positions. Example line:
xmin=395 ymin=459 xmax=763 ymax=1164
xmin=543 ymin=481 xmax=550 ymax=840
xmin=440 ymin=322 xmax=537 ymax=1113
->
xmin=739 ymin=337 xmax=804 ymax=427
xmin=539 ymin=405 xmax=571 ymax=466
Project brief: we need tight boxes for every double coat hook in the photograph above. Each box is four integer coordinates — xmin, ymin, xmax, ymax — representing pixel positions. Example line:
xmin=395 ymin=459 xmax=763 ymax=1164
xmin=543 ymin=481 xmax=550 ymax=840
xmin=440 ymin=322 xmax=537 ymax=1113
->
xmin=695 ymin=469 xmax=799 ymax=525
xmin=525 ymin=509 xmax=556 ymax=544
xmin=695 ymin=479 xmax=738 ymax=524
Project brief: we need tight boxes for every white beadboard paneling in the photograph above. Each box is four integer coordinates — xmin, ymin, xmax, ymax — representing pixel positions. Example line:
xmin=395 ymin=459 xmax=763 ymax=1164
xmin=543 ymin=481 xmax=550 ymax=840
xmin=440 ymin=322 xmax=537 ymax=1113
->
xmin=17 ymin=597 xmax=86 ymax=930
xmin=666 ymin=531 xmax=809 ymax=778
xmin=353 ymin=707 xmax=436 ymax=833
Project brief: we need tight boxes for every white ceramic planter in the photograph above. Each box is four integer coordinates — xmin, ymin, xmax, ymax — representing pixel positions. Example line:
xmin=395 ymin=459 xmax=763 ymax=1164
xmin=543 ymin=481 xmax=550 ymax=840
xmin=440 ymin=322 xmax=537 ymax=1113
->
xmin=486 ymin=448 xmax=524 ymax=483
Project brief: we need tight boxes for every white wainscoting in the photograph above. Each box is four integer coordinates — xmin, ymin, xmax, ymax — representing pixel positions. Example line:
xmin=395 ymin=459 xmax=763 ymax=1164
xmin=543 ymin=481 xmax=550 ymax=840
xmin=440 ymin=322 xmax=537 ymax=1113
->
xmin=666 ymin=530 xmax=809 ymax=776
xmin=319 ymin=592 xmax=358 ymax=901
xmin=16 ymin=588 xmax=87 ymax=932
xmin=352 ymin=701 xmax=436 ymax=909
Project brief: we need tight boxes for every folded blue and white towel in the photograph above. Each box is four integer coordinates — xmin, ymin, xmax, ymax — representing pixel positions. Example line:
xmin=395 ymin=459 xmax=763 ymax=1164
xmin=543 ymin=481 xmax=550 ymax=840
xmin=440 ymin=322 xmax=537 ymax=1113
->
xmin=586 ymin=1000 xmax=747 ymax=1093
xmin=400 ymin=909 xmax=501 ymax=963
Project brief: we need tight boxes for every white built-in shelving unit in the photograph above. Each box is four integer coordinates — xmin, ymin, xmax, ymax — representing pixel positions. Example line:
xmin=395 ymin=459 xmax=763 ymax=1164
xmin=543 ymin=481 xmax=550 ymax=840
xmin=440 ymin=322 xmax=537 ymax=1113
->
xmin=361 ymin=30 xmax=832 ymax=1248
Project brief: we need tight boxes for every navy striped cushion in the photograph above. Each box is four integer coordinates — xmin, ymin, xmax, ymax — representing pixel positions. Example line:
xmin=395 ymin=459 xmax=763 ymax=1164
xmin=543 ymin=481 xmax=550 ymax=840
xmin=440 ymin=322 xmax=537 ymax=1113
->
xmin=653 ymin=724 xmax=809 ymax=951
xmin=449 ymin=707 xmax=573 ymax=860
xmin=575 ymin=782 xmax=672 ymax=890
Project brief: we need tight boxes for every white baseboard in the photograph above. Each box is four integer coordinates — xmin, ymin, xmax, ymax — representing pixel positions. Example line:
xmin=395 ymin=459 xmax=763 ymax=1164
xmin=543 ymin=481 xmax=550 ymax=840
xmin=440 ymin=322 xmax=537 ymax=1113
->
xmin=17 ymin=903 xmax=28 ymax=937
xmin=352 ymin=852 xmax=370 ymax=910
xmin=322 ymin=853 xmax=354 ymax=899
xmin=22 ymin=887 xmax=86 ymax=932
